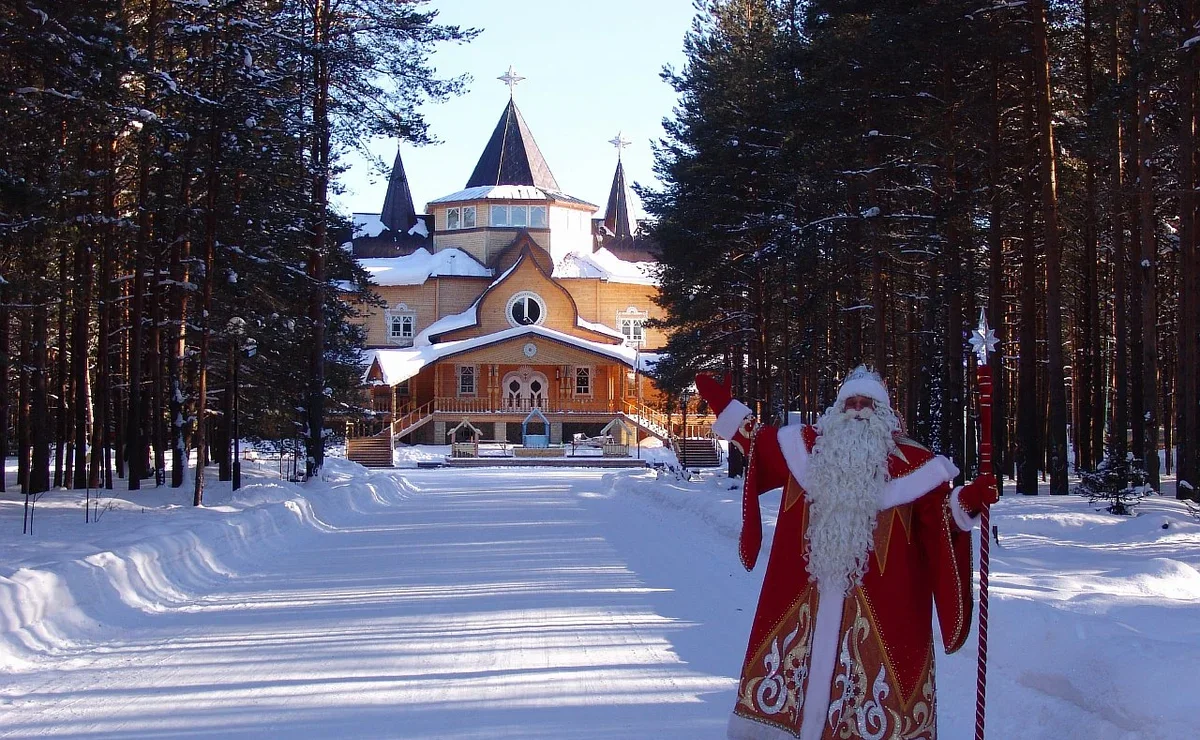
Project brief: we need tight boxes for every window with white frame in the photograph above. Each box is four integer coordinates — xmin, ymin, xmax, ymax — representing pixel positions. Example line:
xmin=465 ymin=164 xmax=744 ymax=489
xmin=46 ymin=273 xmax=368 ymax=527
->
xmin=507 ymin=291 xmax=547 ymax=327
xmin=617 ymin=307 xmax=648 ymax=348
xmin=458 ymin=365 xmax=476 ymax=396
xmin=385 ymin=304 xmax=416 ymax=346
xmin=489 ymin=204 xmax=548 ymax=228
xmin=574 ymin=366 xmax=591 ymax=396
xmin=443 ymin=205 xmax=476 ymax=230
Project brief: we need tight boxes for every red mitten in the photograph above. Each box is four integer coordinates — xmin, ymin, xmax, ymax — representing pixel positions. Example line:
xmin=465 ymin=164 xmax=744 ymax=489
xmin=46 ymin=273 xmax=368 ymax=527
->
xmin=695 ymin=372 xmax=733 ymax=415
xmin=959 ymin=473 xmax=999 ymax=516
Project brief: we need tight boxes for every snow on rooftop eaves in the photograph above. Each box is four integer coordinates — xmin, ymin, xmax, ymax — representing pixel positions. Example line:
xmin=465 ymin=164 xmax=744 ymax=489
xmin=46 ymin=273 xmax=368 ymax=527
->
xmin=368 ymin=324 xmax=661 ymax=386
xmin=359 ymin=248 xmax=491 ymax=287
xmin=353 ymin=212 xmax=386 ymax=239
xmin=553 ymin=248 xmax=658 ymax=286
xmin=427 ymin=185 xmax=596 ymax=209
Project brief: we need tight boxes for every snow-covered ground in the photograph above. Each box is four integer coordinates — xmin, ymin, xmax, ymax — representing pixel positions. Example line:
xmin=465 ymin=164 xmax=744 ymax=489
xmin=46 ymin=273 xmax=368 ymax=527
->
xmin=1 ymin=450 xmax=1197 ymax=738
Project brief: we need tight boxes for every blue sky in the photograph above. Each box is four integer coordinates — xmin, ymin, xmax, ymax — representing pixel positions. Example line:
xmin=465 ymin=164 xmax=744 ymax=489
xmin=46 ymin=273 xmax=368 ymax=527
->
xmin=333 ymin=0 xmax=697 ymax=217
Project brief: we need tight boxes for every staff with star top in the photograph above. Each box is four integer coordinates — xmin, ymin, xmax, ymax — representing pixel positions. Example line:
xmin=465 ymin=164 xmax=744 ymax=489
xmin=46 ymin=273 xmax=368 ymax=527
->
xmin=696 ymin=360 xmax=998 ymax=740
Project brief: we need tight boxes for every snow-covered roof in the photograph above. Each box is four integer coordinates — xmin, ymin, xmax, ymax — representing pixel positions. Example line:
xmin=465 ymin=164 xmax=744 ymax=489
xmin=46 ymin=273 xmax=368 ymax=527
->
xmin=353 ymin=213 xmax=430 ymax=240
xmin=353 ymin=213 xmax=386 ymax=239
xmin=367 ymin=325 xmax=660 ymax=386
xmin=427 ymin=185 xmax=596 ymax=209
xmin=553 ymin=248 xmax=659 ymax=286
xmin=359 ymin=248 xmax=491 ymax=287
xmin=413 ymin=305 xmax=478 ymax=346
xmin=577 ymin=316 xmax=625 ymax=341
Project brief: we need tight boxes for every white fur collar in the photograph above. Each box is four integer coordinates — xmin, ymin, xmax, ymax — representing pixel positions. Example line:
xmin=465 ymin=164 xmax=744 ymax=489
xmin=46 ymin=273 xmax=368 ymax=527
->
xmin=776 ymin=424 xmax=958 ymax=510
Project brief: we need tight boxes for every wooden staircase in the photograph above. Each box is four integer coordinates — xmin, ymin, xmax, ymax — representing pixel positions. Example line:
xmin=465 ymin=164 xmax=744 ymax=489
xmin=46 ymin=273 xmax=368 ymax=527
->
xmin=347 ymin=435 xmax=393 ymax=468
xmin=675 ymin=437 xmax=722 ymax=468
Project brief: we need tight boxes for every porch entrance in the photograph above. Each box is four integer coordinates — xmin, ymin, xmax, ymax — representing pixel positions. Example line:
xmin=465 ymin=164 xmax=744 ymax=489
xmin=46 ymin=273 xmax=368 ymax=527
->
xmin=501 ymin=368 xmax=548 ymax=412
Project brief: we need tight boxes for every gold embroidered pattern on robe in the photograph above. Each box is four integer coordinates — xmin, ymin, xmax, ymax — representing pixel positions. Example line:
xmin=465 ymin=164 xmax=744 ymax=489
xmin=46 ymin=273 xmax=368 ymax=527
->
xmin=825 ymin=596 xmax=937 ymax=740
xmin=738 ymin=595 xmax=816 ymax=733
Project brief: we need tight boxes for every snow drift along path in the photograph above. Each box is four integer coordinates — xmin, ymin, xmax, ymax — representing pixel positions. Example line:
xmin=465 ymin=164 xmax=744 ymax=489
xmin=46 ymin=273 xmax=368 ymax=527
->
xmin=1 ymin=466 xmax=735 ymax=739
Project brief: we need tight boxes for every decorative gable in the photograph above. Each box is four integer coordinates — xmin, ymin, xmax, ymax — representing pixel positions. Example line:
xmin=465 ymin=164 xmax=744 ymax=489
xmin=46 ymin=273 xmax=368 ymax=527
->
xmin=435 ymin=239 xmax=620 ymax=346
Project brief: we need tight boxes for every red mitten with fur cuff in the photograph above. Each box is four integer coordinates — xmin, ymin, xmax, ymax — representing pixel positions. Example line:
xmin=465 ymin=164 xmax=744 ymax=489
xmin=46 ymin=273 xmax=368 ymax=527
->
xmin=959 ymin=473 xmax=999 ymax=516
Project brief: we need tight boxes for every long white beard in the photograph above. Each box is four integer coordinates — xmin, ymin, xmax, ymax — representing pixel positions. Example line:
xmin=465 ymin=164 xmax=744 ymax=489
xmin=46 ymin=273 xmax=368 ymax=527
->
xmin=802 ymin=404 xmax=899 ymax=595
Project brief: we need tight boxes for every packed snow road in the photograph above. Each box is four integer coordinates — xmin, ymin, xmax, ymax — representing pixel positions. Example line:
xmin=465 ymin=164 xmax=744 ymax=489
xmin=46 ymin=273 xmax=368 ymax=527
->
xmin=5 ymin=460 xmax=1198 ymax=739
xmin=1 ymin=468 xmax=742 ymax=738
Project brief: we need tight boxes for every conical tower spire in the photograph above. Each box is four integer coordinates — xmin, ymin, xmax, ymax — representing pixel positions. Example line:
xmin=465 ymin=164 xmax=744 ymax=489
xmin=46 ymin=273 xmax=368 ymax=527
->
xmin=601 ymin=133 xmax=642 ymax=240
xmin=379 ymin=148 xmax=418 ymax=233
xmin=465 ymin=69 xmax=559 ymax=190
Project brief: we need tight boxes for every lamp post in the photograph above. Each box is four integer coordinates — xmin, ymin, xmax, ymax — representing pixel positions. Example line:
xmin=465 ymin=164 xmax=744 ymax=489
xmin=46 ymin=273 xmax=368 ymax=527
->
xmin=679 ymin=387 xmax=691 ymax=469
xmin=634 ymin=348 xmax=641 ymax=459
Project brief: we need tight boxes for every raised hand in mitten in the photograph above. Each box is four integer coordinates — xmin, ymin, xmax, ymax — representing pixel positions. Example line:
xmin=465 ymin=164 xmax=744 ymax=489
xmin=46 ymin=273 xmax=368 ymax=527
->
xmin=695 ymin=372 xmax=734 ymax=415
xmin=958 ymin=473 xmax=999 ymax=517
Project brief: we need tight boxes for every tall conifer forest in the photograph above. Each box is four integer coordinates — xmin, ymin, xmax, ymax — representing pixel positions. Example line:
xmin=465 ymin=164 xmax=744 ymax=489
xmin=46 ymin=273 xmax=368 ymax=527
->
xmin=647 ymin=0 xmax=1199 ymax=497
xmin=0 ymin=0 xmax=473 ymax=501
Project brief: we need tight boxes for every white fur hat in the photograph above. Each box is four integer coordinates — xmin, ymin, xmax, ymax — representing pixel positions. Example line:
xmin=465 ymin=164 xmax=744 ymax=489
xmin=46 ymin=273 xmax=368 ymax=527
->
xmin=834 ymin=365 xmax=891 ymax=409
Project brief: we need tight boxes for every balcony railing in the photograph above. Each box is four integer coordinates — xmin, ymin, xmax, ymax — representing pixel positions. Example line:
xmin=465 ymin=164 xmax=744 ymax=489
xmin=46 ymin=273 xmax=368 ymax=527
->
xmin=432 ymin=397 xmax=625 ymax=415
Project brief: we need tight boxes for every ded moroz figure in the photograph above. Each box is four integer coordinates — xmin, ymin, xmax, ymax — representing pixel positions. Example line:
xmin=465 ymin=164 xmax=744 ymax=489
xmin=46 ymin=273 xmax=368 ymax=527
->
xmin=696 ymin=366 xmax=997 ymax=740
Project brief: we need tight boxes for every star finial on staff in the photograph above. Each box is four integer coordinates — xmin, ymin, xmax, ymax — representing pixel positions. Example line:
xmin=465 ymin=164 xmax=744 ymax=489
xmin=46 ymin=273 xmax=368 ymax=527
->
xmin=609 ymin=132 xmax=631 ymax=159
xmin=969 ymin=308 xmax=1000 ymax=365
xmin=498 ymin=65 xmax=525 ymax=97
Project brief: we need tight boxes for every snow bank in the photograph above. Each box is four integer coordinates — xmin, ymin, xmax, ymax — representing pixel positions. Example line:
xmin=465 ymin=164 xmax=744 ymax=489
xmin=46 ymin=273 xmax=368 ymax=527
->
xmin=0 ymin=458 xmax=413 ymax=672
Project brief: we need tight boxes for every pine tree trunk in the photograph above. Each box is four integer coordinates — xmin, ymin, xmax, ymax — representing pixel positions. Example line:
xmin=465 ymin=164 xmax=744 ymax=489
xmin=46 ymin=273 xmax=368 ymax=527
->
xmin=1078 ymin=0 xmax=1101 ymax=472
xmin=1030 ymin=0 xmax=1069 ymax=494
xmin=1135 ymin=0 xmax=1159 ymax=488
xmin=988 ymin=44 xmax=1008 ymax=486
xmin=306 ymin=0 xmax=332 ymax=479
xmin=54 ymin=240 xmax=69 ymax=488
xmin=168 ymin=137 xmax=195 ymax=489
xmin=18 ymin=302 xmax=30 ymax=492
xmin=1178 ymin=0 xmax=1199 ymax=498
xmin=193 ymin=105 xmax=224 ymax=506
xmin=1111 ymin=6 xmax=1130 ymax=471
xmin=1176 ymin=0 xmax=1195 ymax=498
xmin=30 ymin=300 xmax=51 ymax=494
xmin=0 ymin=289 xmax=8 ymax=493
xmin=72 ymin=235 xmax=92 ymax=490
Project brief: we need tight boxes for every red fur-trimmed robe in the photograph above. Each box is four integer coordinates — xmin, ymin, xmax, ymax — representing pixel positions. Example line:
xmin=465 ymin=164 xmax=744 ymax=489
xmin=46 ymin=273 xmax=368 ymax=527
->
xmin=713 ymin=406 xmax=977 ymax=740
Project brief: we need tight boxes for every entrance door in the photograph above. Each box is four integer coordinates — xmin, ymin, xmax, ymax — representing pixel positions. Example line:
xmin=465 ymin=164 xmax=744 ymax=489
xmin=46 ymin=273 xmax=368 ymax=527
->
xmin=502 ymin=368 xmax=548 ymax=411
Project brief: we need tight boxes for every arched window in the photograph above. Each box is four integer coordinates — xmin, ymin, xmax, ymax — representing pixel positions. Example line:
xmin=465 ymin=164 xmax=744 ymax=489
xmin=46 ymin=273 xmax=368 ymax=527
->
xmin=384 ymin=303 xmax=417 ymax=346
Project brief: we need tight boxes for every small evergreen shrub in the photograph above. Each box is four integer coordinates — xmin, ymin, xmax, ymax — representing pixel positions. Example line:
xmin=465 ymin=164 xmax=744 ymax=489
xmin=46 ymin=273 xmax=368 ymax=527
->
xmin=1076 ymin=449 xmax=1152 ymax=516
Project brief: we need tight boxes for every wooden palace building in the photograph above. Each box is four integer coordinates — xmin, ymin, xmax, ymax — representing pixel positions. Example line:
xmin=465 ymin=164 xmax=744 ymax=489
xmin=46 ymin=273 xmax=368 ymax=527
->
xmin=344 ymin=82 xmax=714 ymax=466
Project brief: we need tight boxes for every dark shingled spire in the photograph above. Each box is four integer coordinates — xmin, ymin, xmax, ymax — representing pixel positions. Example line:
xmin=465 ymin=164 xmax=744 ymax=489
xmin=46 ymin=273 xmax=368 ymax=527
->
xmin=466 ymin=99 xmax=560 ymax=190
xmin=380 ymin=148 xmax=418 ymax=233
xmin=603 ymin=159 xmax=634 ymax=240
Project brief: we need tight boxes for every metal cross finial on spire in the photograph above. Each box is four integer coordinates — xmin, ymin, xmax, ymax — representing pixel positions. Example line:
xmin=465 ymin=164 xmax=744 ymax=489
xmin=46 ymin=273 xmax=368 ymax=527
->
xmin=969 ymin=308 xmax=1000 ymax=365
xmin=498 ymin=65 xmax=525 ymax=96
xmin=609 ymin=132 xmax=631 ymax=159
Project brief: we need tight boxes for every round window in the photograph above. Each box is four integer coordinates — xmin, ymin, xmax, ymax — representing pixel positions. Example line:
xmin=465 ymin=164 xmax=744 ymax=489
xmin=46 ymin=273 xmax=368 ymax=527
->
xmin=506 ymin=292 xmax=546 ymax=327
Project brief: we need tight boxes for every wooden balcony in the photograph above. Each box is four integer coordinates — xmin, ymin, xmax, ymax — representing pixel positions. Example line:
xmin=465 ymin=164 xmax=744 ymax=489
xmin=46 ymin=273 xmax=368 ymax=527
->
xmin=345 ymin=396 xmax=716 ymax=442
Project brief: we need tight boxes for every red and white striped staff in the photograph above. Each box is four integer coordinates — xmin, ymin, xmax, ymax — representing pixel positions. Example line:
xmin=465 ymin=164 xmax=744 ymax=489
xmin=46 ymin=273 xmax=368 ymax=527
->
xmin=968 ymin=309 xmax=1000 ymax=740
